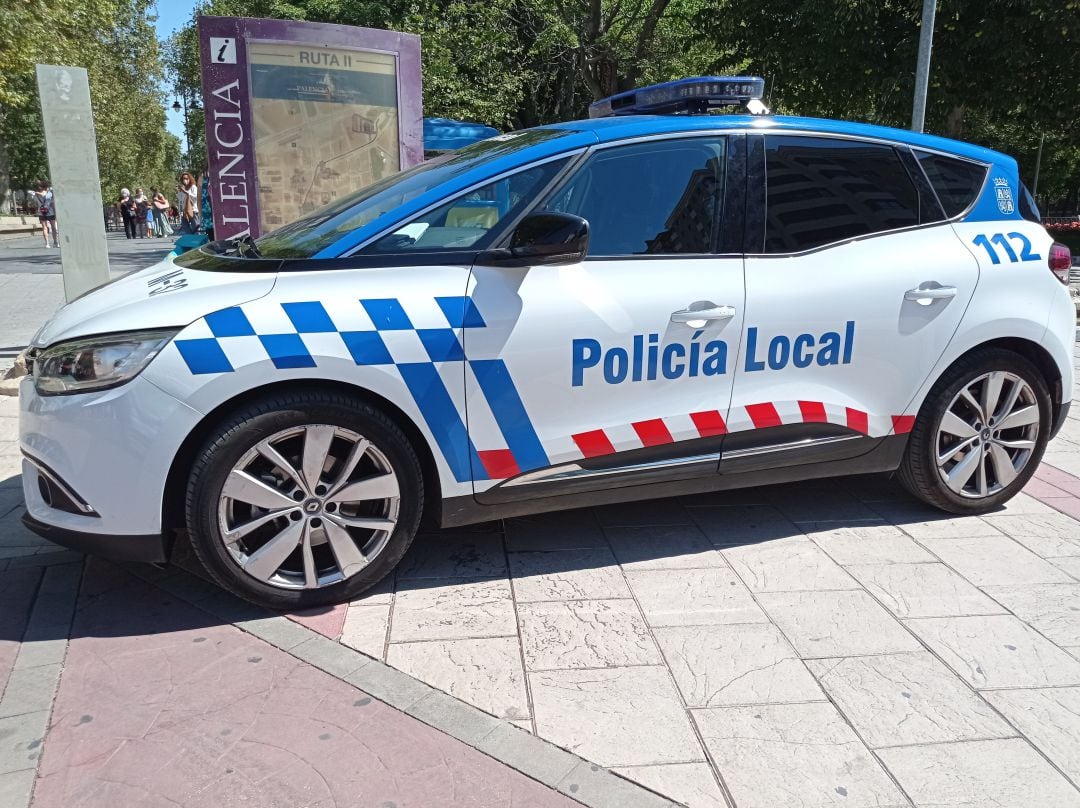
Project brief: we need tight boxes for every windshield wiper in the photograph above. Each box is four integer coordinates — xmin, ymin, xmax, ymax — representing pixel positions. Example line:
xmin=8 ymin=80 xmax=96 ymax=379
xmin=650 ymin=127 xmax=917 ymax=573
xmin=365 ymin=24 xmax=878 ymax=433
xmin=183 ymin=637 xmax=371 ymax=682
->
xmin=234 ymin=234 xmax=262 ymax=258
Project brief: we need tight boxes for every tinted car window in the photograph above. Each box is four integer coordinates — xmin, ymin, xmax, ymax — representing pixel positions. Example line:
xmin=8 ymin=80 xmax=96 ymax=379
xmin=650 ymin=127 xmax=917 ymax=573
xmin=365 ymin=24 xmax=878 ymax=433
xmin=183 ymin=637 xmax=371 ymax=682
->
xmin=253 ymin=128 xmax=572 ymax=258
xmin=362 ymin=160 xmax=568 ymax=253
xmin=764 ymin=136 xmax=920 ymax=253
xmin=914 ymin=151 xmax=988 ymax=218
xmin=543 ymin=138 xmax=725 ymax=256
xmin=1019 ymin=183 xmax=1040 ymax=223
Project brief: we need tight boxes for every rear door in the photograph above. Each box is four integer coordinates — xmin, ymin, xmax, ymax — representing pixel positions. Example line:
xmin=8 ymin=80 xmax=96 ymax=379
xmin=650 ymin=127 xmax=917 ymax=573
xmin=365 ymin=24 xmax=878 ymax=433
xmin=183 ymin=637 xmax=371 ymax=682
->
xmin=723 ymin=133 xmax=981 ymax=472
xmin=464 ymin=134 xmax=747 ymax=501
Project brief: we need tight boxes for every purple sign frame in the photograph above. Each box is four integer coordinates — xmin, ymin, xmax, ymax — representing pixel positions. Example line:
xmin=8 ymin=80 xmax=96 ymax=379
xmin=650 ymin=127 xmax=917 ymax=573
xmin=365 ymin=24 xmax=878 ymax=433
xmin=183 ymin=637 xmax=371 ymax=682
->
xmin=197 ymin=16 xmax=422 ymax=240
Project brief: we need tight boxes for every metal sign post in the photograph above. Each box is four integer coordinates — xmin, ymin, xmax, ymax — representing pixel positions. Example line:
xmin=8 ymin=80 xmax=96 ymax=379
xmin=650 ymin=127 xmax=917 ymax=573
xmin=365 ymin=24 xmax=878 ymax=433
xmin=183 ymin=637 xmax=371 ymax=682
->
xmin=35 ymin=65 xmax=111 ymax=302
xmin=911 ymin=0 xmax=938 ymax=133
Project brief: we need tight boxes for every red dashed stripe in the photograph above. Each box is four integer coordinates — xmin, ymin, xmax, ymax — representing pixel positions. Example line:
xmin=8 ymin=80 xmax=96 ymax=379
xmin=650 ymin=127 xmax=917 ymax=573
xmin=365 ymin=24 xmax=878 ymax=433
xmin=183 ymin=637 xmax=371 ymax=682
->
xmin=746 ymin=403 xmax=782 ymax=429
xmin=691 ymin=410 xmax=728 ymax=437
xmin=892 ymin=415 xmax=915 ymax=434
xmin=477 ymin=449 xmax=520 ymax=479
xmin=632 ymin=418 xmax=674 ymax=447
xmin=846 ymin=407 xmax=869 ymax=434
xmin=572 ymin=429 xmax=616 ymax=458
xmin=798 ymin=400 xmax=828 ymax=423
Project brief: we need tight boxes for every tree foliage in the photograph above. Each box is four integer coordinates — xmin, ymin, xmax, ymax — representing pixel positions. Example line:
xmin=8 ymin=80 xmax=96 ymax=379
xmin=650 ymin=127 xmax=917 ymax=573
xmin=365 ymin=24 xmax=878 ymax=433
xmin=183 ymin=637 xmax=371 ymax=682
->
xmin=167 ymin=0 xmax=735 ymax=133
xmin=162 ymin=0 xmax=1080 ymax=212
xmin=697 ymin=0 xmax=1080 ymax=210
xmin=0 ymin=0 xmax=181 ymax=203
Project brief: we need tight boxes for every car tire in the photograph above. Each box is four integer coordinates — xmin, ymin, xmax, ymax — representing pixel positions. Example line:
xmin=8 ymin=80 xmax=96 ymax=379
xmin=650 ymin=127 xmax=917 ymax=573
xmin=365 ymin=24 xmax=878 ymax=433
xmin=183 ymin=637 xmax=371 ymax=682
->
xmin=898 ymin=347 xmax=1051 ymax=514
xmin=185 ymin=390 xmax=423 ymax=609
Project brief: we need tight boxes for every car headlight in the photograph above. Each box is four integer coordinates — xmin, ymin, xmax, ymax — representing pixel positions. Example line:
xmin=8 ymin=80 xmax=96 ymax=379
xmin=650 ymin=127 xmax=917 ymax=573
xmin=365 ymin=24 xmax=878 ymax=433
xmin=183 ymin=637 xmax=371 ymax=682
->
xmin=34 ymin=329 xmax=179 ymax=395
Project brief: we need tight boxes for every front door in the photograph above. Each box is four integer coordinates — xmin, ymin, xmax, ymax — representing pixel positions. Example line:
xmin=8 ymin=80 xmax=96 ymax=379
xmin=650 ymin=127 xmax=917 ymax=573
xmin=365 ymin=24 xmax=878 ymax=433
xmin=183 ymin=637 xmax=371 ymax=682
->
xmin=463 ymin=134 xmax=747 ymax=501
xmin=723 ymin=133 xmax=980 ymax=471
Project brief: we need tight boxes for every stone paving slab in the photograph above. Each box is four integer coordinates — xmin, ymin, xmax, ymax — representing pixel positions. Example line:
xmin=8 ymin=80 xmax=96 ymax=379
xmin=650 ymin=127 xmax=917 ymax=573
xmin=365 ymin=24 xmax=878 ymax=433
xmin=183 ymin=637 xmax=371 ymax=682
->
xmin=4 ymin=341 xmax=1080 ymax=806
xmin=30 ymin=562 xmax=590 ymax=808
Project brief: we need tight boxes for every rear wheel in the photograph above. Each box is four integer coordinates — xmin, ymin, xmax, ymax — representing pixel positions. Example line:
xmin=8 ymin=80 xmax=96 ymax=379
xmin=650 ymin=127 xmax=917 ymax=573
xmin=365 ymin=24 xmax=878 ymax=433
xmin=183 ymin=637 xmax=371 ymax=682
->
xmin=899 ymin=348 xmax=1051 ymax=514
xmin=186 ymin=391 xmax=423 ymax=609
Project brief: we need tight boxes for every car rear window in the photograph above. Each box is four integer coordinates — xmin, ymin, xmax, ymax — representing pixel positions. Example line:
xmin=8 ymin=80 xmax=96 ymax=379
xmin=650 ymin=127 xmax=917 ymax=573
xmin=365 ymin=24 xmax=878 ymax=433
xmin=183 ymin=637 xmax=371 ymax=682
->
xmin=1019 ymin=183 xmax=1041 ymax=223
xmin=914 ymin=152 xmax=988 ymax=218
xmin=763 ymin=136 xmax=920 ymax=253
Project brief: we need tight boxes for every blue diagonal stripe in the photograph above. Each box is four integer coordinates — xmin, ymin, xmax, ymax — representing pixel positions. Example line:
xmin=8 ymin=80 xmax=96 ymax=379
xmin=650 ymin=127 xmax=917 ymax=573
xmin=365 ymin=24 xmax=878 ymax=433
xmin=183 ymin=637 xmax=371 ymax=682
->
xmin=436 ymin=296 xmax=486 ymax=328
xmin=417 ymin=328 xmax=465 ymax=362
xmin=175 ymin=338 xmax=233 ymax=374
xmin=398 ymin=363 xmax=486 ymax=483
xmin=259 ymin=333 xmax=317 ymax=369
xmin=282 ymin=301 xmax=337 ymax=333
xmin=469 ymin=359 xmax=549 ymax=472
xmin=205 ymin=307 xmax=256 ymax=337
xmin=361 ymin=298 xmax=413 ymax=330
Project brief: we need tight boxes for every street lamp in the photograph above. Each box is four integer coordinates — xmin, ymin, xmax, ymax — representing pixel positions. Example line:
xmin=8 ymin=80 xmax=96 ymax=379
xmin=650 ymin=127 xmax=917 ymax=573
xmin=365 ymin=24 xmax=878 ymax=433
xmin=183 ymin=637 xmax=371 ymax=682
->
xmin=172 ymin=95 xmax=190 ymax=157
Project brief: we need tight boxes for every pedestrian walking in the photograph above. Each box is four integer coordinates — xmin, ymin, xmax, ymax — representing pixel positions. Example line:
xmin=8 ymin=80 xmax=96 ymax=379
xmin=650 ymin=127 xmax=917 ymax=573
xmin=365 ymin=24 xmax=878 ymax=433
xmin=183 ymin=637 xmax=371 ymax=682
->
xmin=176 ymin=172 xmax=200 ymax=234
xmin=33 ymin=180 xmax=59 ymax=247
xmin=118 ymin=188 xmax=137 ymax=239
xmin=133 ymin=188 xmax=150 ymax=238
xmin=150 ymin=188 xmax=172 ymax=236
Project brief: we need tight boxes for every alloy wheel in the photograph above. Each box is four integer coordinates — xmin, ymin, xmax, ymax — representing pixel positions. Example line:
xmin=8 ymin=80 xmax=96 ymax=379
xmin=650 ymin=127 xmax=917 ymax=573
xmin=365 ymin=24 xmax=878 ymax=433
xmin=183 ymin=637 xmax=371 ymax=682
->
xmin=935 ymin=371 xmax=1040 ymax=499
xmin=217 ymin=425 xmax=400 ymax=589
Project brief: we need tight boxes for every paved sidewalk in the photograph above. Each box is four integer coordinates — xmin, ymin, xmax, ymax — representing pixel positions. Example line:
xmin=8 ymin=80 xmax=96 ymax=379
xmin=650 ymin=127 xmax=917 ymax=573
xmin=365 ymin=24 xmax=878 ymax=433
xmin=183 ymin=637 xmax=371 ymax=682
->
xmin=26 ymin=559 xmax=585 ymax=808
xmin=0 ymin=233 xmax=171 ymax=370
xmin=0 ymin=233 xmax=1078 ymax=806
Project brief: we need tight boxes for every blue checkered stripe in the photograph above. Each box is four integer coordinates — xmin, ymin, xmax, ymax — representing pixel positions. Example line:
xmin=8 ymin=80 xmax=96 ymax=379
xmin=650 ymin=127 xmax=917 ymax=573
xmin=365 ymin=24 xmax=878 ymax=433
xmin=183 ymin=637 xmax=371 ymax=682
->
xmin=174 ymin=297 xmax=548 ymax=484
xmin=174 ymin=297 xmax=481 ymax=373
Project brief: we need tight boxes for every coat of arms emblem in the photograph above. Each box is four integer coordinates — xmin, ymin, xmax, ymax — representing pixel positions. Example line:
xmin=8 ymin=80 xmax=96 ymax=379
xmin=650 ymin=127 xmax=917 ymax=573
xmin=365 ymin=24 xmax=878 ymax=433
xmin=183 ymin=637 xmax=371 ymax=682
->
xmin=993 ymin=177 xmax=1014 ymax=215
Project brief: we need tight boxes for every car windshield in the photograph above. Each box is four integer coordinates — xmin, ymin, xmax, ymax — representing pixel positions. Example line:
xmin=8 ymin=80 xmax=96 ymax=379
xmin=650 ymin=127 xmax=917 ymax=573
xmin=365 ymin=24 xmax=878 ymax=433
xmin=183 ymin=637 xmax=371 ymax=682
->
xmin=253 ymin=128 xmax=570 ymax=259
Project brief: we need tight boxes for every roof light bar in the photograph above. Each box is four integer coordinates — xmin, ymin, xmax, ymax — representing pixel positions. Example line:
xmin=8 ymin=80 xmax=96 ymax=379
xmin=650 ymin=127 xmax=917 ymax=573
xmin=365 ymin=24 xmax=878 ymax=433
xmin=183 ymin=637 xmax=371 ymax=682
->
xmin=589 ymin=76 xmax=767 ymax=118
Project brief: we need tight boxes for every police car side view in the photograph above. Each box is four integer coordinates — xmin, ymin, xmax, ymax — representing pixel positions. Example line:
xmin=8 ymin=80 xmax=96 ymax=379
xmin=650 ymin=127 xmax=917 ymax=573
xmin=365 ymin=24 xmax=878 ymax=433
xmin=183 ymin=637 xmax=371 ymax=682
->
xmin=19 ymin=78 xmax=1075 ymax=608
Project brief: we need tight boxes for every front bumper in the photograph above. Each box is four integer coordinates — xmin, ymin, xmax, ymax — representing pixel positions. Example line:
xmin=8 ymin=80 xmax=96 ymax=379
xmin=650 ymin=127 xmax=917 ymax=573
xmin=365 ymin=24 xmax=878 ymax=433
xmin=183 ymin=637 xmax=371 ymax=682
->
xmin=19 ymin=373 xmax=204 ymax=553
xmin=21 ymin=512 xmax=168 ymax=562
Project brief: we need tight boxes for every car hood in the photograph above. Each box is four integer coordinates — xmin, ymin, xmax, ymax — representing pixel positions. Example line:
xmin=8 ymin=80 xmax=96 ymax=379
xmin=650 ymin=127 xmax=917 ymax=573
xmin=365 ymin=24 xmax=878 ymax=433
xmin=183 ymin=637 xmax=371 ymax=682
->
xmin=31 ymin=258 xmax=278 ymax=347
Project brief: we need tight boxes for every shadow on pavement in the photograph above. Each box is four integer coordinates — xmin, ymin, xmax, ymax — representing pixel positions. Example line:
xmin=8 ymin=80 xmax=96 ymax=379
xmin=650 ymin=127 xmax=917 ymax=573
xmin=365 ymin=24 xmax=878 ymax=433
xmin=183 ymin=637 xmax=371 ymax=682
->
xmin=0 ymin=470 xmax=1018 ymax=645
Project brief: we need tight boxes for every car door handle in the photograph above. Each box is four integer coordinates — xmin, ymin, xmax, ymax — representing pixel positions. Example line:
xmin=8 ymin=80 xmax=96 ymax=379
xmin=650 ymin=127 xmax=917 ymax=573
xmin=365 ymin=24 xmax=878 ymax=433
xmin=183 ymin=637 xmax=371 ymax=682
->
xmin=671 ymin=305 xmax=737 ymax=323
xmin=904 ymin=283 xmax=958 ymax=305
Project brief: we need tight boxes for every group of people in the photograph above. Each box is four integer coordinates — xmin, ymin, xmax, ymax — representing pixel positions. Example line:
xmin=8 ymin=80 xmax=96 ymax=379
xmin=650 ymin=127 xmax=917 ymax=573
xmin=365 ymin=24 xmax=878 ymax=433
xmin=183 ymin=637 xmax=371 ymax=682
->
xmin=115 ymin=171 xmax=201 ymax=239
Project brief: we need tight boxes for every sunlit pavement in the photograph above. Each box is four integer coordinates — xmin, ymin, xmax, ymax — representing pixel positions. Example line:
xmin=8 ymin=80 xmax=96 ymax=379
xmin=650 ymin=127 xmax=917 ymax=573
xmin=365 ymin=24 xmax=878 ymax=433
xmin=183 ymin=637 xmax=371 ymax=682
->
xmin=0 ymin=233 xmax=172 ymax=369
xmin=1 ymin=357 xmax=1079 ymax=807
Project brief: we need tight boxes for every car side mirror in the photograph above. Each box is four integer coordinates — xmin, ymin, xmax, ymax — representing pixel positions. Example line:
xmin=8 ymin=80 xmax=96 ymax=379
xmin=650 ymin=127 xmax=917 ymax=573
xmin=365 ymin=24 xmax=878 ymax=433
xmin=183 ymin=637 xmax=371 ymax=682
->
xmin=478 ymin=211 xmax=589 ymax=267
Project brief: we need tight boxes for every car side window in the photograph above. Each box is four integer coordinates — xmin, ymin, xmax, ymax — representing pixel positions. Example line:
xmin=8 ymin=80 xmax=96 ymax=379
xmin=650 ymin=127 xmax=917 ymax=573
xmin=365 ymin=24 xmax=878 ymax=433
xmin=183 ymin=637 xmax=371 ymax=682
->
xmin=763 ymin=136 xmax=921 ymax=253
xmin=914 ymin=151 xmax=988 ymax=218
xmin=361 ymin=159 xmax=568 ymax=253
xmin=542 ymin=138 xmax=726 ymax=256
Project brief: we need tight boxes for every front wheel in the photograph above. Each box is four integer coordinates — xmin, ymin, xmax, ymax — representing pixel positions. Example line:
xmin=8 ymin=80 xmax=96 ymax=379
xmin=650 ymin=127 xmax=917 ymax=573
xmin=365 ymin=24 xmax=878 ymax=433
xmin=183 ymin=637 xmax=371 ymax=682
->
xmin=185 ymin=391 xmax=423 ymax=609
xmin=899 ymin=348 xmax=1052 ymax=514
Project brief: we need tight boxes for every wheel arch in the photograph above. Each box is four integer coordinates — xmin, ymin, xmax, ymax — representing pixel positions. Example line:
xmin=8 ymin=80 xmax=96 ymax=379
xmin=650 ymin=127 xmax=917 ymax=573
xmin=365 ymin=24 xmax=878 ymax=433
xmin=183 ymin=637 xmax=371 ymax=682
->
xmin=924 ymin=336 xmax=1063 ymax=423
xmin=161 ymin=379 xmax=443 ymax=549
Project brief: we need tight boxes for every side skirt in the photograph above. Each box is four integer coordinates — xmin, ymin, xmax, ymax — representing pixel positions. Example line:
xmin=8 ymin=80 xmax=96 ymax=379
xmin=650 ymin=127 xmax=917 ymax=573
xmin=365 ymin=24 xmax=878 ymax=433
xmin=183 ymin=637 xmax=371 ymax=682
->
xmin=440 ymin=434 xmax=909 ymax=527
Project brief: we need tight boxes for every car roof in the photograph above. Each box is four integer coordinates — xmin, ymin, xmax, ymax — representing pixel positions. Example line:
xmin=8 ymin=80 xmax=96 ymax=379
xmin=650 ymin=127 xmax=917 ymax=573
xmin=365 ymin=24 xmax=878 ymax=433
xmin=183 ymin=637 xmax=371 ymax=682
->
xmin=315 ymin=112 xmax=1012 ymax=257
xmin=543 ymin=114 xmax=1006 ymax=165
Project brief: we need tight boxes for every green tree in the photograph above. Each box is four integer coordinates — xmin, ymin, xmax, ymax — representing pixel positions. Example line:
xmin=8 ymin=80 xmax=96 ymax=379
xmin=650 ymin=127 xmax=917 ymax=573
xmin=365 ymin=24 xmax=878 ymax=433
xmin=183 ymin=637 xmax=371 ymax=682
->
xmin=694 ymin=0 xmax=1080 ymax=210
xmin=0 ymin=0 xmax=180 ymax=204
xmin=166 ymin=0 xmax=732 ymax=133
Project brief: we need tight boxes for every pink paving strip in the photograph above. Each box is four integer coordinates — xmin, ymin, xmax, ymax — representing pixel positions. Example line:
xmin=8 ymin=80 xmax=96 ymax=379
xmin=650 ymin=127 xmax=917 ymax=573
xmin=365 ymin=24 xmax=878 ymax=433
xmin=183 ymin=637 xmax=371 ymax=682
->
xmin=1024 ymin=463 xmax=1080 ymax=522
xmin=285 ymin=602 xmax=348 ymax=640
xmin=0 ymin=567 xmax=43 ymax=697
xmin=33 ymin=566 xmax=579 ymax=808
xmin=1034 ymin=464 xmax=1080 ymax=497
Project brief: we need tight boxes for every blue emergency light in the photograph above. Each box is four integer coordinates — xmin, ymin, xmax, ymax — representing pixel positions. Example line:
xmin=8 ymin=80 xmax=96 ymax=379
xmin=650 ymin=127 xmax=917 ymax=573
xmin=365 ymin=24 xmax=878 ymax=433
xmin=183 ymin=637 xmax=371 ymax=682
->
xmin=589 ymin=76 xmax=767 ymax=118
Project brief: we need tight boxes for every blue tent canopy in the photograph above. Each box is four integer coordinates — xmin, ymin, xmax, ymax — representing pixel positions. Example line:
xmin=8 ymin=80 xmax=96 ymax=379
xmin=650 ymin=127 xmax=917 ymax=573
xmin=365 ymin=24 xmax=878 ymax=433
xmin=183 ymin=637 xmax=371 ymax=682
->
xmin=423 ymin=117 xmax=499 ymax=152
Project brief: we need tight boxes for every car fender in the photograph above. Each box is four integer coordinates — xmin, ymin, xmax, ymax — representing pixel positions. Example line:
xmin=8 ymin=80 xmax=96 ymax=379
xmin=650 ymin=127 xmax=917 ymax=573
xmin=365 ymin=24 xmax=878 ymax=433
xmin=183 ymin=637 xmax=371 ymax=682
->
xmin=141 ymin=267 xmax=476 ymax=500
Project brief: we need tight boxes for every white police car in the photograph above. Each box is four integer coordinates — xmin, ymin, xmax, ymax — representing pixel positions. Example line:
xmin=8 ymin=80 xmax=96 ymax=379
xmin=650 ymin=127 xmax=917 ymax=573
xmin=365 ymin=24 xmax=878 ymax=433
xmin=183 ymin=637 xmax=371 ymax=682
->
xmin=19 ymin=77 xmax=1076 ymax=608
